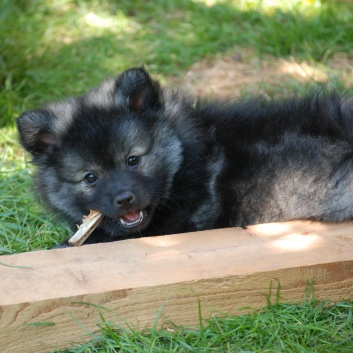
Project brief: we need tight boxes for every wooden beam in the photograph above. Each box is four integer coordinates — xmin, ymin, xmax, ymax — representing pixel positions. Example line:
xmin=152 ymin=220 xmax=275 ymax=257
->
xmin=1 ymin=221 xmax=353 ymax=353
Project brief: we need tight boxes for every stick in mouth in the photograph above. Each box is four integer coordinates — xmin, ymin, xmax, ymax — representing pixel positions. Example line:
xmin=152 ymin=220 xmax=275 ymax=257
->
xmin=68 ymin=210 xmax=103 ymax=247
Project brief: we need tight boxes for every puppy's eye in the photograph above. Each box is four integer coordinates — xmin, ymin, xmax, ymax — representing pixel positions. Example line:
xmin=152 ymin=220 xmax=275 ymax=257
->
xmin=127 ymin=155 xmax=140 ymax=167
xmin=84 ymin=173 xmax=98 ymax=185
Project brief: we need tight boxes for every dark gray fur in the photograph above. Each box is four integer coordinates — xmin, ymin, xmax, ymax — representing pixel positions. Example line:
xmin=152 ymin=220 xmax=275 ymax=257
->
xmin=16 ymin=67 xmax=353 ymax=244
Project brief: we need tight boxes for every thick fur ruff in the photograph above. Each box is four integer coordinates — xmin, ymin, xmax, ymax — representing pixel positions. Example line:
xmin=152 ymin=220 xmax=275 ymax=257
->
xmin=17 ymin=67 xmax=353 ymax=244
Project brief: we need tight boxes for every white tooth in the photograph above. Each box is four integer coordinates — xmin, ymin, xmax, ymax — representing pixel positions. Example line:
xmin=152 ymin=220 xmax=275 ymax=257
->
xmin=120 ymin=211 xmax=144 ymax=227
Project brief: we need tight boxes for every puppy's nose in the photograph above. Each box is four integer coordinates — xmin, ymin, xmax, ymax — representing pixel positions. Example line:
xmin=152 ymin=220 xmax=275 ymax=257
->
xmin=114 ymin=192 xmax=135 ymax=209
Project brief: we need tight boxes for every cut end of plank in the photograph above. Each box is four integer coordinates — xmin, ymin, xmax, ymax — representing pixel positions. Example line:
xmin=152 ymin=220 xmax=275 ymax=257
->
xmin=68 ymin=210 xmax=103 ymax=246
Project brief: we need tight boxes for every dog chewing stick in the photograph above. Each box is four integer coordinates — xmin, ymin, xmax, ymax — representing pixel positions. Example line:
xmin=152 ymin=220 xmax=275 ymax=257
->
xmin=68 ymin=210 xmax=103 ymax=246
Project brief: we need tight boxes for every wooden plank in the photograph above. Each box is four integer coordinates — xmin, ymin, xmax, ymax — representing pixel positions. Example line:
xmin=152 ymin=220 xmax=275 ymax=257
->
xmin=1 ymin=221 xmax=353 ymax=353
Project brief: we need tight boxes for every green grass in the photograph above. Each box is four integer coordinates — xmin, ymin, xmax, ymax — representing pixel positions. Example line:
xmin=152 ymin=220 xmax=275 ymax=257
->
xmin=1 ymin=0 xmax=353 ymax=124
xmin=58 ymin=298 xmax=353 ymax=353
xmin=1 ymin=0 xmax=353 ymax=351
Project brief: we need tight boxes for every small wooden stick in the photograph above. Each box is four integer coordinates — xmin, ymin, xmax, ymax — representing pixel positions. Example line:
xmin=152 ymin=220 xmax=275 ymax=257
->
xmin=68 ymin=210 xmax=103 ymax=247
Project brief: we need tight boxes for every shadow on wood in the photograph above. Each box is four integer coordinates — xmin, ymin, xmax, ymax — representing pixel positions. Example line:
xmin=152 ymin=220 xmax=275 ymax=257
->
xmin=1 ymin=220 xmax=353 ymax=352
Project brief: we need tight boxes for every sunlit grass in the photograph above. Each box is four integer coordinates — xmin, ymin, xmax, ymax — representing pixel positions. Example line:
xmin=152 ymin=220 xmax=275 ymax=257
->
xmin=236 ymin=0 xmax=323 ymax=12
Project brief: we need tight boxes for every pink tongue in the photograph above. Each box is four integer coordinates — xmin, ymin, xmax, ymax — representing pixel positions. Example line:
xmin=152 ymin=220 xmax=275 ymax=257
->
xmin=123 ymin=211 xmax=141 ymax=222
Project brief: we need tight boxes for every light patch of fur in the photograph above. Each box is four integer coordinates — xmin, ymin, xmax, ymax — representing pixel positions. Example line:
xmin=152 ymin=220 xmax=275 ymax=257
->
xmin=192 ymin=146 xmax=225 ymax=229
xmin=323 ymin=164 xmax=353 ymax=221
xmin=164 ymin=90 xmax=188 ymax=118
xmin=238 ymin=136 xmax=353 ymax=225
xmin=153 ymin=124 xmax=184 ymax=195
xmin=38 ymin=166 xmax=85 ymax=221
xmin=47 ymin=99 xmax=77 ymax=135
xmin=84 ymin=78 xmax=116 ymax=108
xmin=271 ymin=169 xmax=326 ymax=220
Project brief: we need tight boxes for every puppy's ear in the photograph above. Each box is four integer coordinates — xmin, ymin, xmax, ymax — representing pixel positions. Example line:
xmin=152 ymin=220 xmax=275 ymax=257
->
xmin=115 ymin=67 xmax=162 ymax=111
xmin=16 ymin=110 xmax=57 ymax=155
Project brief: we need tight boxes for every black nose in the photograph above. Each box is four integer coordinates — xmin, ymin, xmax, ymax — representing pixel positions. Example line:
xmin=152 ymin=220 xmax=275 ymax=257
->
xmin=114 ymin=191 xmax=135 ymax=209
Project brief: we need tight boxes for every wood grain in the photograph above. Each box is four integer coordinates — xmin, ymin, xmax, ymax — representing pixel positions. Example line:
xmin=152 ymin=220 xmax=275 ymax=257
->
xmin=1 ymin=221 xmax=353 ymax=352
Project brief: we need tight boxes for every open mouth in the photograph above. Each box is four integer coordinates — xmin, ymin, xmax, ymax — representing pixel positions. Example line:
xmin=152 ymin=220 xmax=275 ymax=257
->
xmin=119 ymin=210 xmax=146 ymax=229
